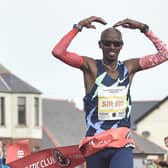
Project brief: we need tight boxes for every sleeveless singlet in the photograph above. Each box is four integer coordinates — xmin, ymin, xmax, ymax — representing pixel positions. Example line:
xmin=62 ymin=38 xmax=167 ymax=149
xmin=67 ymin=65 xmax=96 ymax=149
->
xmin=83 ymin=60 xmax=132 ymax=136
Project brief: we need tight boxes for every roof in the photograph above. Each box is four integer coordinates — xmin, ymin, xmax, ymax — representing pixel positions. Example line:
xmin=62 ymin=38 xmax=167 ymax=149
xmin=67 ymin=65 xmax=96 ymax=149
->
xmin=0 ymin=64 xmax=41 ymax=94
xmin=42 ymin=98 xmax=86 ymax=148
xmin=132 ymin=131 xmax=167 ymax=155
xmin=42 ymin=98 xmax=166 ymax=155
xmin=134 ymin=96 xmax=168 ymax=124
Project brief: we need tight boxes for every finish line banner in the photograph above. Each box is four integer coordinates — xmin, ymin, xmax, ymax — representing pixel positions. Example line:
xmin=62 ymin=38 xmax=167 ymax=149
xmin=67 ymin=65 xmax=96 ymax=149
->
xmin=6 ymin=140 xmax=31 ymax=164
xmin=8 ymin=145 xmax=85 ymax=168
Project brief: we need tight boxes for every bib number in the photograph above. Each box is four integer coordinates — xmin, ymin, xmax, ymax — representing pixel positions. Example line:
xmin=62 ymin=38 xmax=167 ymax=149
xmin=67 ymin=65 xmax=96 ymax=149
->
xmin=98 ymin=86 xmax=127 ymax=120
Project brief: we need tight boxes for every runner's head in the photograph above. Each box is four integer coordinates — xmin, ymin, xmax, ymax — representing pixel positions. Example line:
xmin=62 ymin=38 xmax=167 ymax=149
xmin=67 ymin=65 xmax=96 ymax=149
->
xmin=99 ymin=28 xmax=123 ymax=62
xmin=164 ymin=136 xmax=168 ymax=148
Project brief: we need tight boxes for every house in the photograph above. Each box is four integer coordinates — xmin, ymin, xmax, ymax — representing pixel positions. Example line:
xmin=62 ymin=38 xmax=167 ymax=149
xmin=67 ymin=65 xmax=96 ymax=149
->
xmin=133 ymin=97 xmax=168 ymax=149
xmin=0 ymin=64 xmax=42 ymax=151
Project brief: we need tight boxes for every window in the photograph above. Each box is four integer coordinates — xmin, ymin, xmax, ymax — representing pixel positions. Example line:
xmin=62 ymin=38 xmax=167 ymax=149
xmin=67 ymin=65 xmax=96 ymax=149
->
xmin=0 ymin=97 xmax=5 ymax=126
xmin=17 ymin=97 xmax=26 ymax=125
xmin=34 ymin=97 xmax=39 ymax=126
xmin=142 ymin=131 xmax=151 ymax=138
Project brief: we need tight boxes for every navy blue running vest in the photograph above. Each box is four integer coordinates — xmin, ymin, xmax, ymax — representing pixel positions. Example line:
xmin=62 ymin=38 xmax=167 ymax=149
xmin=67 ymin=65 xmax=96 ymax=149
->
xmin=83 ymin=60 xmax=132 ymax=136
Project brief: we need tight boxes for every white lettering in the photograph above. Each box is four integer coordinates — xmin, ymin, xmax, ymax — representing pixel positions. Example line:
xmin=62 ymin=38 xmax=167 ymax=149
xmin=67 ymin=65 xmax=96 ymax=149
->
xmin=17 ymin=150 xmax=24 ymax=158
xmin=25 ymin=157 xmax=56 ymax=168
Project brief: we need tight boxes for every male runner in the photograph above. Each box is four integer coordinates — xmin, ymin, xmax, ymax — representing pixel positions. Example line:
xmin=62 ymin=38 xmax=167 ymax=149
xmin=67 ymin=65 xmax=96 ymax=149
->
xmin=51 ymin=16 xmax=168 ymax=168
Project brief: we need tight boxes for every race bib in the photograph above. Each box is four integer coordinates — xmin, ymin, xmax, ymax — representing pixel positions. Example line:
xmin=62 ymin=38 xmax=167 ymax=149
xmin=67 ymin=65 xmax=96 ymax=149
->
xmin=98 ymin=86 xmax=127 ymax=120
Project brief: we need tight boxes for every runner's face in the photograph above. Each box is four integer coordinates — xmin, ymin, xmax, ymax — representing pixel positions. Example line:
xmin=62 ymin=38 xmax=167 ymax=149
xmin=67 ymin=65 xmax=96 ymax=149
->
xmin=99 ymin=28 xmax=123 ymax=62
xmin=165 ymin=138 xmax=168 ymax=148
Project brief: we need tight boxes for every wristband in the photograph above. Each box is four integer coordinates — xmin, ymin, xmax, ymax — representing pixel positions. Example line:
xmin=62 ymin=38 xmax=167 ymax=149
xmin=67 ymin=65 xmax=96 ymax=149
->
xmin=73 ymin=24 xmax=83 ymax=32
xmin=140 ymin=24 xmax=149 ymax=33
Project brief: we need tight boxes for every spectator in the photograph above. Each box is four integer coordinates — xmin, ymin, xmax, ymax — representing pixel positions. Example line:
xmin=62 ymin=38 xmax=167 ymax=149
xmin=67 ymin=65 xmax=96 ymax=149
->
xmin=154 ymin=137 xmax=168 ymax=168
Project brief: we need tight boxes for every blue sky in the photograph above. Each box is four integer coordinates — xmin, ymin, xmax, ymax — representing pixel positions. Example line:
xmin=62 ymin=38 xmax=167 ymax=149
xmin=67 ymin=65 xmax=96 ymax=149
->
xmin=1 ymin=0 xmax=168 ymax=108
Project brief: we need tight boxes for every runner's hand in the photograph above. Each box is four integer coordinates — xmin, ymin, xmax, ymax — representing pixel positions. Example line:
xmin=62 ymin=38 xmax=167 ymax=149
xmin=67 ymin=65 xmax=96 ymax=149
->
xmin=113 ymin=18 xmax=147 ymax=31
xmin=78 ymin=16 xmax=107 ymax=29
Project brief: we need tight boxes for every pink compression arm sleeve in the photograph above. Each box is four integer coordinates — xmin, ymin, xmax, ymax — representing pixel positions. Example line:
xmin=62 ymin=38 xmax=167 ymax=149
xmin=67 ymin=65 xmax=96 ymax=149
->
xmin=52 ymin=28 xmax=84 ymax=68
xmin=139 ymin=30 xmax=168 ymax=69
